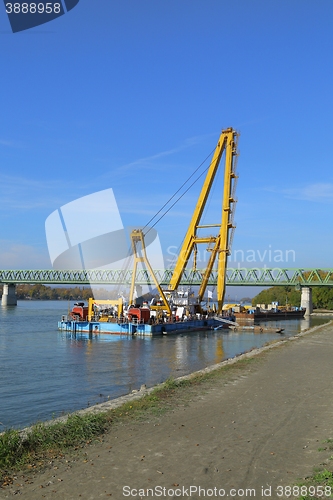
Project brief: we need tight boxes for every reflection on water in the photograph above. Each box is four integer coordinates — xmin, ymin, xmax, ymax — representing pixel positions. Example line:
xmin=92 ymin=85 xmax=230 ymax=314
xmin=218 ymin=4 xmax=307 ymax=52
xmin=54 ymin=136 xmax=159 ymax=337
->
xmin=0 ymin=301 xmax=331 ymax=429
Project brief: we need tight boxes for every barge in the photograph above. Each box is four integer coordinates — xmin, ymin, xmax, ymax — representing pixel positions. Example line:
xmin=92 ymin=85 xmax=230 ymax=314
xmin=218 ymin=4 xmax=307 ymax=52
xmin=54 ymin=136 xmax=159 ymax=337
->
xmin=233 ymin=304 xmax=306 ymax=324
xmin=58 ymin=298 xmax=235 ymax=336
xmin=254 ymin=309 xmax=306 ymax=320
xmin=58 ymin=316 xmax=227 ymax=336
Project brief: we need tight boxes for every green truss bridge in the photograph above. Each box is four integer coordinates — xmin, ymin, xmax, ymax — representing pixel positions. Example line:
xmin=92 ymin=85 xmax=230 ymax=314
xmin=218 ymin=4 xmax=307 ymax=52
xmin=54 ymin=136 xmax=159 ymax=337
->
xmin=1 ymin=268 xmax=333 ymax=286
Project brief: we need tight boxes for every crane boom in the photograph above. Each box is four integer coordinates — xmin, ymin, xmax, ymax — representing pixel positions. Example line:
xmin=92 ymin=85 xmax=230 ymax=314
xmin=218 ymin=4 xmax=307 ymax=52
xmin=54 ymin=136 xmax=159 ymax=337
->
xmin=129 ymin=229 xmax=172 ymax=317
xmin=168 ymin=127 xmax=239 ymax=312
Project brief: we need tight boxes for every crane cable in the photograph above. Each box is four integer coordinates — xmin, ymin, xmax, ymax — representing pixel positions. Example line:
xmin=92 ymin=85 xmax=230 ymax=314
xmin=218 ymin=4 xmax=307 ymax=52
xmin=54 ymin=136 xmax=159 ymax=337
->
xmin=143 ymin=146 xmax=218 ymax=237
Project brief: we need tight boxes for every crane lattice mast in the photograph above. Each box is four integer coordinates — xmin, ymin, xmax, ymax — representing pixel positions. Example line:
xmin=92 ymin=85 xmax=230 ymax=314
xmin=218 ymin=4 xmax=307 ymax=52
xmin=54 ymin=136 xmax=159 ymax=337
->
xmin=168 ymin=127 xmax=239 ymax=313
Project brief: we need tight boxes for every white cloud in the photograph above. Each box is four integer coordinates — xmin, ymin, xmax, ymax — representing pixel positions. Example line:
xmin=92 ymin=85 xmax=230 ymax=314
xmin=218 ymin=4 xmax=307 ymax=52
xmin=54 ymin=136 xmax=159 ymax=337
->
xmin=283 ymin=183 xmax=333 ymax=202
xmin=103 ymin=133 xmax=215 ymax=175
xmin=0 ymin=174 xmax=84 ymax=211
xmin=0 ymin=241 xmax=50 ymax=269
xmin=266 ymin=183 xmax=333 ymax=203
xmin=0 ymin=138 xmax=23 ymax=148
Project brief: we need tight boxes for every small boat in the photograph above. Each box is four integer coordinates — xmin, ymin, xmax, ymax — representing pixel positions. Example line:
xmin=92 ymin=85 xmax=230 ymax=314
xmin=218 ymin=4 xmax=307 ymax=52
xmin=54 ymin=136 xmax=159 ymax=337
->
xmin=230 ymin=325 xmax=285 ymax=334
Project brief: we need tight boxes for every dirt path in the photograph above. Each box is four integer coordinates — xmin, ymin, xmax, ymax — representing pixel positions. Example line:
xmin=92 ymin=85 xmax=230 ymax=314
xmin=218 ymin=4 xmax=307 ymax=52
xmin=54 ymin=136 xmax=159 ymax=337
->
xmin=2 ymin=324 xmax=333 ymax=499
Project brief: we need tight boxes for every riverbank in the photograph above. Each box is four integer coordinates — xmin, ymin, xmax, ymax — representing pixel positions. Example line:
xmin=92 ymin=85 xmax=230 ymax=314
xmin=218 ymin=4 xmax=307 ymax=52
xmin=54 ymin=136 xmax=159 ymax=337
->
xmin=311 ymin=309 xmax=333 ymax=316
xmin=2 ymin=321 xmax=333 ymax=499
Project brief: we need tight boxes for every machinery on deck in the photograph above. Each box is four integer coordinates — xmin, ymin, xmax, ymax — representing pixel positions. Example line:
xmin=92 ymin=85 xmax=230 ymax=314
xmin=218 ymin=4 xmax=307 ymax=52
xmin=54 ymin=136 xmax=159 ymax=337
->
xmin=70 ymin=298 xmax=124 ymax=321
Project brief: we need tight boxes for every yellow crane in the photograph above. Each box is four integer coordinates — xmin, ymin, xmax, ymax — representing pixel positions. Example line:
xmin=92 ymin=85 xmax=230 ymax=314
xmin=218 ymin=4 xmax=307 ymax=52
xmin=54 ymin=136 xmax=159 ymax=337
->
xmin=168 ymin=127 xmax=239 ymax=313
xmin=129 ymin=127 xmax=239 ymax=316
xmin=129 ymin=228 xmax=172 ymax=317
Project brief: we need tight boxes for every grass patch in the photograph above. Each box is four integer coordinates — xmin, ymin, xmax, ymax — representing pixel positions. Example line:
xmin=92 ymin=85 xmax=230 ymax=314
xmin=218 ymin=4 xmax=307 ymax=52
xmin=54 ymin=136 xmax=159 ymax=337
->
xmin=0 ymin=354 xmax=264 ymax=487
xmin=0 ymin=413 xmax=111 ymax=476
xmin=297 ymin=439 xmax=333 ymax=499
xmin=298 ymin=469 xmax=333 ymax=499
xmin=321 ymin=439 xmax=333 ymax=453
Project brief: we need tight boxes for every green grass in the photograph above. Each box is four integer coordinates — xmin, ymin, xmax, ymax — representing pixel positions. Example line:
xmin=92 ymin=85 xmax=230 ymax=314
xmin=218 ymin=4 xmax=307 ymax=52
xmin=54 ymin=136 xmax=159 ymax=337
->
xmin=298 ymin=469 xmax=333 ymax=499
xmin=0 ymin=413 xmax=111 ymax=468
xmin=297 ymin=439 xmax=333 ymax=499
xmin=0 ymin=380 xmax=182 ymax=485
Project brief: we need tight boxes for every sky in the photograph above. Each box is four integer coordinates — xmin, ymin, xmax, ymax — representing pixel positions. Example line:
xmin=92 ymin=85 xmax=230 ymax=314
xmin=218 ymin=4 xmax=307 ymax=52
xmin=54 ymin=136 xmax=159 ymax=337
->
xmin=0 ymin=0 xmax=333 ymax=297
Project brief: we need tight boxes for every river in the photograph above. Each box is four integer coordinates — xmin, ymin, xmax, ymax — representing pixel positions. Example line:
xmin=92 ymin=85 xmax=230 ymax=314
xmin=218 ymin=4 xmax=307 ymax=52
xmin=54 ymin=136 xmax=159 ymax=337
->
xmin=0 ymin=301 xmax=329 ymax=430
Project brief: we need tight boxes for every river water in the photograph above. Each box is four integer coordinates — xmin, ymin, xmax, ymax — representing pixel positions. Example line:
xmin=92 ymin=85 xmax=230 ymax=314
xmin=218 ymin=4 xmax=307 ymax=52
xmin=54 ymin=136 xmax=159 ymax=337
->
xmin=0 ymin=301 xmax=329 ymax=430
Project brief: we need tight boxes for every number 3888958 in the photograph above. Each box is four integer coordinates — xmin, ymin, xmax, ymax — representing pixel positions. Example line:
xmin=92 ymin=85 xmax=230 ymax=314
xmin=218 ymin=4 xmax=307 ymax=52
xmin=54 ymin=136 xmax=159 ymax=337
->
xmin=5 ymin=3 xmax=62 ymax=14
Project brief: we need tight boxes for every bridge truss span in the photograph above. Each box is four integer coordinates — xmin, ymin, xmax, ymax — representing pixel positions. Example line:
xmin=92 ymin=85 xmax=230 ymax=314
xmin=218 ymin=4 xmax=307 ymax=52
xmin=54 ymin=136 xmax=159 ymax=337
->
xmin=0 ymin=268 xmax=333 ymax=287
xmin=225 ymin=268 xmax=333 ymax=286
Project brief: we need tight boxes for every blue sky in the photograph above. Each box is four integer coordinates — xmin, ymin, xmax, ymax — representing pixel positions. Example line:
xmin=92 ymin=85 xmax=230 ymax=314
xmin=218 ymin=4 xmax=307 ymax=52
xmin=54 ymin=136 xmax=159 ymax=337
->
xmin=0 ymin=0 xmax=333 ymax=283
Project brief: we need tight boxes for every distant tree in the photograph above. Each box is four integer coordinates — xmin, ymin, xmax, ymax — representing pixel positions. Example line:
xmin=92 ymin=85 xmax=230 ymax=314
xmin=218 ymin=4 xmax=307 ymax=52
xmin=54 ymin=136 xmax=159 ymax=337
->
xmin=252 ymin=286 xmax=301 ymax=307
xmin=252 ymin=285 xmax=333 ymax=310
xmin=312 ymin=287 xmax=333 ymax=309
xmin=12 ymin=284 xmax=95 ymax=300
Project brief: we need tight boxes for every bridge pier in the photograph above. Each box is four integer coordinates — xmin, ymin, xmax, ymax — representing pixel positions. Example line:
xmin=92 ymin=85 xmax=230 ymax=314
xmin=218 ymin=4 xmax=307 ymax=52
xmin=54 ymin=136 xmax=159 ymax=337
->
xmin=1 ymin=284 xmax=17 ymax=306
xmin=301 ymin=287 xmax=312 ymax=316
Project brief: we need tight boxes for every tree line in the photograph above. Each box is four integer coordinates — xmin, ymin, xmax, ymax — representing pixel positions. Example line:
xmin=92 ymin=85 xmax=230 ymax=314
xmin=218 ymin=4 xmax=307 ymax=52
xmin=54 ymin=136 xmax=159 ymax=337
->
xmin=1 ymin=284 xmax=155 ymax=302
xmin=2 ymin=284 xmax=97 ymax=301
xmin=252 ymin=286 xmax=333 ymax=310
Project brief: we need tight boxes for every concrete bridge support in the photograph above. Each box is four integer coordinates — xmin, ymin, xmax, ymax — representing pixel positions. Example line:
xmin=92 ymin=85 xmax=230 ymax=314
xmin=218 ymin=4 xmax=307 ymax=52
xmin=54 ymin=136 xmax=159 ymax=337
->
xmin=1 ymin=283 xmax=17 ymax=306
xmin=301 ymin=287 xmax=312 ymax=316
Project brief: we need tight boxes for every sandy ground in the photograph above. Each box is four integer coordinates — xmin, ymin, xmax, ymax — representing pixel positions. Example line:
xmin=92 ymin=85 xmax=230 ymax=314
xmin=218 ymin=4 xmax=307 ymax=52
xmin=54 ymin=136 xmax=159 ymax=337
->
xmin=2 ymin=323 xmax=333 ymax=499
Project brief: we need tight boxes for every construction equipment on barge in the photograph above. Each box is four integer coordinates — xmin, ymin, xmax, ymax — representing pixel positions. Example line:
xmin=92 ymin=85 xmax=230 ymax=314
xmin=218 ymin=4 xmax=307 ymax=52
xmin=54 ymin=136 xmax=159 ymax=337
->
xmin=58 ymin=128 xmax=239 ymax=335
